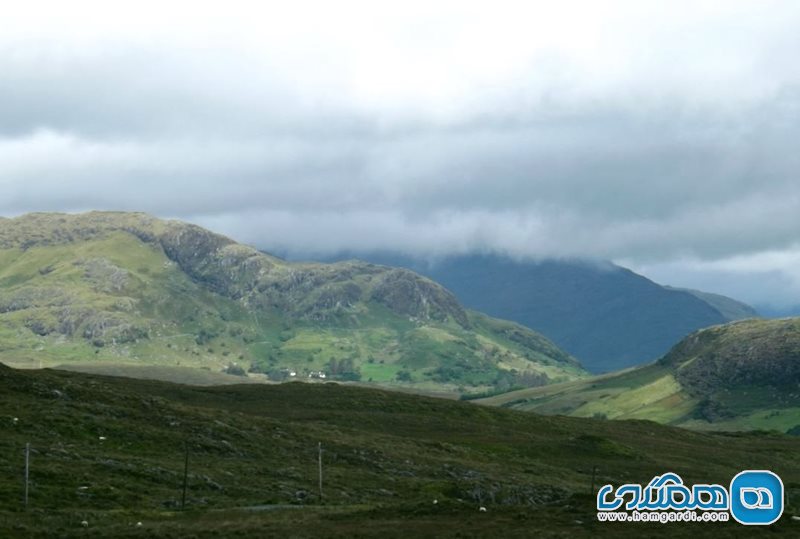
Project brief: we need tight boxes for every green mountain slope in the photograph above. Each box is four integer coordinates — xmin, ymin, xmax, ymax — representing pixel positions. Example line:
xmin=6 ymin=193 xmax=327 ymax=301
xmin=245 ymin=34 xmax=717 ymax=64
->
xmin=315 ymin=253 xmax=758 ymax=373
xmin=480 ymin=318 xmax=800 ymax=432
xmin=2 ymin=364 xmax=800 ymax=537
xmin=0 ymin=212 xmax=584 ymax=393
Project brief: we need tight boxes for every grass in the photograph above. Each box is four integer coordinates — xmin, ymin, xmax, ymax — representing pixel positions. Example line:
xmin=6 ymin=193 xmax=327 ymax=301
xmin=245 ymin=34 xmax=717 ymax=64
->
xmin=360 ymin=362 xmax=402 ymax=383
xmin=2 ymin=364 xmax=800 ymax=537
xmin=52 ymin=363 xmax=265 ymax=386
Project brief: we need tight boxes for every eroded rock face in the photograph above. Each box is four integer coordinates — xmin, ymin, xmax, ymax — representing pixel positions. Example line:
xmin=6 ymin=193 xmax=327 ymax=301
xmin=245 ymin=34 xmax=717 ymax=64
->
xmin=0 ymin=213 xmax=471 ymax=324
xmin=80 ymin=258 xmax=130 ymax=293
xmin=162 ymin=226 xmax=359 ymax=320
xmin=1 ymin=212 xmax=473 ymax=327
xmin=156 ymin=221 xmax=468 ymax=325
xmin=370 ymin=269 xmax=469 ymax=327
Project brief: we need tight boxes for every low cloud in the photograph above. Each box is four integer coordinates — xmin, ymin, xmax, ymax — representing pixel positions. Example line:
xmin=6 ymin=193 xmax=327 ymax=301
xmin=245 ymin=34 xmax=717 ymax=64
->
xmin=2 ymin=1 xmax=800 ymax=306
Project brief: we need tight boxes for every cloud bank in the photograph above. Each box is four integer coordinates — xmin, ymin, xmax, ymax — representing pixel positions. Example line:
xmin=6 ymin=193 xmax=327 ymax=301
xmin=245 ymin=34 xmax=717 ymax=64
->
xmin=2 ymin=1 xmax=800 ymax=308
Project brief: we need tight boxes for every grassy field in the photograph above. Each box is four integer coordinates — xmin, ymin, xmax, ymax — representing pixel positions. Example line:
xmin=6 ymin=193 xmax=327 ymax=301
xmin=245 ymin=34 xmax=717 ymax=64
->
xmin=480 ymin=363 xmax=696 ymax=423
xmin=2 ymin=363 xmax=800 ymax=537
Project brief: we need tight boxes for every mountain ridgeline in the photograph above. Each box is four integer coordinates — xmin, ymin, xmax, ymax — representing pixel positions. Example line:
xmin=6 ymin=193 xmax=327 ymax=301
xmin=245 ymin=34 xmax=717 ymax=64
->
xmin=481 ymin=317 xmax=800 ymax=432
xmin=0 ymin=212 xmax=584 ymax=392
xmin=315 ymin=253 xmax=757 ymax=373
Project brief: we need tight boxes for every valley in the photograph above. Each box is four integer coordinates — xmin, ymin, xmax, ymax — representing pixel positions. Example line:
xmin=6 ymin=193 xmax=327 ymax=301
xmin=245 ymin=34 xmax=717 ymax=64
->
xmin=481 ymin=318 xmax=800 ymax=432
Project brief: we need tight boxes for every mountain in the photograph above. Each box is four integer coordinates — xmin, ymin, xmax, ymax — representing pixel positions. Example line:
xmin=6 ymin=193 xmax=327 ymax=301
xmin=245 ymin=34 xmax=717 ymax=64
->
xmin=2 ymin=363 xmax=800 ymax=536
xmin=753 ymin=303 xmax=800 ymax=318
xmin=664 ymin=286 xmax=758 ymax=321
xmin=480 ymin=317 xmax=800 ymax=432
xmin=314 ymin=253 xmax=757 ymax=373
xmin=0 ymin=212 xmax=584 ymax=393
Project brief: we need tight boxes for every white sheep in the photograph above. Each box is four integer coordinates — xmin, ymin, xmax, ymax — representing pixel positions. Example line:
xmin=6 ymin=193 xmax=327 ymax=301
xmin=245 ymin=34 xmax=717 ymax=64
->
xmin=81 ymin=520 xmax=89 ymax=528
xmin=479 ymin=506 xmax=487 ymax=512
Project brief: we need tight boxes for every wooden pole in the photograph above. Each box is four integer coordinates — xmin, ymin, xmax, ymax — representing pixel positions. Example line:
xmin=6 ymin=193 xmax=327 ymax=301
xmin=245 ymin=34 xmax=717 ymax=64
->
xmin=24 ymin=443 xmax=30 ymax=509
xmin=318 ymin=442 xmax=323 ymax=503
xmin=590 ymin=465 xmax=598 ymax=496
xmin=181 ymin=442 xmax=189 ymax=510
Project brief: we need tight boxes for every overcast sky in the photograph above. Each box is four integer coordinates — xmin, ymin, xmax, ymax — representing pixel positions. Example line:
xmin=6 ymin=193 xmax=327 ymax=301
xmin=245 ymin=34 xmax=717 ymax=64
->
xmin=2 ymin=1 xmax=800 ymax=311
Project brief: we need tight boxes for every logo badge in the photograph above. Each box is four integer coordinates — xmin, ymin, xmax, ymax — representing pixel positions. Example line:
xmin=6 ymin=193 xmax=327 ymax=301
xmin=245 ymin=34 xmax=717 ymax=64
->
xmin=729 ymin=470 xmax=784 ymax=525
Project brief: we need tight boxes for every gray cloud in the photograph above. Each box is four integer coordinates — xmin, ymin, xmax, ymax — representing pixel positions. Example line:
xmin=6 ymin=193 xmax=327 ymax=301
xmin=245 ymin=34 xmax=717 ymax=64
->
xmin=2 ymin=1 xmax=800 ymax=308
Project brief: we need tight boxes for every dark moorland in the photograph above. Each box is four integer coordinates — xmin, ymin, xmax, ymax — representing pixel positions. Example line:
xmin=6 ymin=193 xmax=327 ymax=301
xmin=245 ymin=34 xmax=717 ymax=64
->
xmin=1 ymin=363 xmax=799 ymax=537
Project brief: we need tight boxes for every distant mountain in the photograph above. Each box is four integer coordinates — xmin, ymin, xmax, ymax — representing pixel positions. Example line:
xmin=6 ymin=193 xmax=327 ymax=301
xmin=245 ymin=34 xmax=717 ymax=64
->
xmin=481 ymin=317 xmax=800 ymax=433
xmin=314 ymin=253 xmax=757 ymax=373
xmin=0 ymin=213 xmax=584 ymax=393
xmin=752 ymin=304 xmax=800 ymax=318
xmin=664 ymin=286 xmax=758 ymax=320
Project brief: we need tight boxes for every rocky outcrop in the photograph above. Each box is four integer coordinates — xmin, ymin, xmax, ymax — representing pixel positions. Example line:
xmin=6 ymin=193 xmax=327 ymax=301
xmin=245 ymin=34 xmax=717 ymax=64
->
xmin=661 ymin=318 xmax=800 ymax=393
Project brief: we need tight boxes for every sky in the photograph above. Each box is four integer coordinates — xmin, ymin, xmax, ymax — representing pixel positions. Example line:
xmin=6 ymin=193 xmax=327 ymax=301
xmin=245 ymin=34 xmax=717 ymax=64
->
xmin=2 ymin=1 xmax=800 ymax=312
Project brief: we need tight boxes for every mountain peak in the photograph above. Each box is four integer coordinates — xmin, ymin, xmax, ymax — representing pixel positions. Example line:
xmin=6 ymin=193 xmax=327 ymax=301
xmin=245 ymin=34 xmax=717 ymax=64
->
xmin=0 ymin=211 xmax=584 ymax=393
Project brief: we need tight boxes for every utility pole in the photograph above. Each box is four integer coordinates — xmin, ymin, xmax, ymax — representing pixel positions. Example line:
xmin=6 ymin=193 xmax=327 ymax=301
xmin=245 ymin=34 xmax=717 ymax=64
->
xmin=24 ymin=443 xmax=30 ymax=509
xmin=589 ymin=465 xmax=598 ymax=496
xmin=318 ymin=442 xmax=323 ymax=503
xmin=181 ymin=442 xmax=189 ymax=510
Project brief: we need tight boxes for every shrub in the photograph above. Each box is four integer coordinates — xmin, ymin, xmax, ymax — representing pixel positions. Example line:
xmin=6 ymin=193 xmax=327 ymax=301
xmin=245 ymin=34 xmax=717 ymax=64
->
xmin=224 ymin=362 xmax=247 ymax=377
